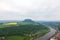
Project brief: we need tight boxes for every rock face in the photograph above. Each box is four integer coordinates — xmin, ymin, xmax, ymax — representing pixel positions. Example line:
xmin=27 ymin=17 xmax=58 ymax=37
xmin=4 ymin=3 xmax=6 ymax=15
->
xmin=55 ymin=33 xmax=60 ymax=40
xmin=50 ymin=33 xmax=60 ymax=40
xmin=50 ymin=38 xmax=57 ymax=40
xmin=23 ymin=19 xmax=34 ymax=22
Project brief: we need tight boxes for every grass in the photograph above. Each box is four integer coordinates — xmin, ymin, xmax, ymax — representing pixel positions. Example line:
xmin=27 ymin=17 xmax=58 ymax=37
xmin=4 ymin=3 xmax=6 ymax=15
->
xmin=6 ymin=36 xmax=25 ymax=40
xmin=6 ymin=36 xmax=30 ymax=40
xmin=0 ymin=24 xmax=17 ymax=28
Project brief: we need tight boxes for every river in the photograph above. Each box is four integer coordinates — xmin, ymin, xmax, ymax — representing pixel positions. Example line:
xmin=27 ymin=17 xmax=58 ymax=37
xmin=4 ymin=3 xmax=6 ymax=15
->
xmin=35 ymin=27 xmax=57 ymax=40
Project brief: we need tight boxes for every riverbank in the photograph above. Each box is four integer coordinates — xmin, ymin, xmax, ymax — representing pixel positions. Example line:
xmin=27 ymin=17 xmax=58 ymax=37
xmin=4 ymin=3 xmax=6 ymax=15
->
xmin=48 ymin=32 xmax=58 ymax=40
xmin=35 ymin=27 xmax=57 ymax=40
xmin=49 ymin=32 xmax=60 ymax=40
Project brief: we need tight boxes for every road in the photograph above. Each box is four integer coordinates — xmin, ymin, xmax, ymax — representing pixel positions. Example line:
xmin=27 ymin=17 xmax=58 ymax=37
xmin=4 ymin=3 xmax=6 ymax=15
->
xmin=35 ymin=27 xmax=57 ymax=40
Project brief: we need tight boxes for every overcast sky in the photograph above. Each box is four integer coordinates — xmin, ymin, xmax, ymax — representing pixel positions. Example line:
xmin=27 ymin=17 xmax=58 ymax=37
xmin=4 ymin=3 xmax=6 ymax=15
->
xmin=0 ymin=0 xmax=60 ymax=21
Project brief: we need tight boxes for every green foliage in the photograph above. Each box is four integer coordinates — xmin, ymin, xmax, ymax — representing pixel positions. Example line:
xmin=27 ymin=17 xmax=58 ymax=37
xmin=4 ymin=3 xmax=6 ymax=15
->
xmin=0 ymin=22 xmax=49 ymax=40
xmin=6 ymin=36 xmax=26 ymax=40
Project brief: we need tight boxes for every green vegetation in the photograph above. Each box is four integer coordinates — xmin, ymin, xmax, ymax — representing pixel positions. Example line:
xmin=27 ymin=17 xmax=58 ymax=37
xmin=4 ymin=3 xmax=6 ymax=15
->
xmin=0 ymin=22 xmax=50 ymax=40
xmin=6 ymin=36 xmax=25 ymax=40
xmin=6 ymin=36 xmax=30 ymax=40
xmin=18 ymin=22 xmax=39 ymax=25
xmin=56 ymin=25 xmax=60 ymax=30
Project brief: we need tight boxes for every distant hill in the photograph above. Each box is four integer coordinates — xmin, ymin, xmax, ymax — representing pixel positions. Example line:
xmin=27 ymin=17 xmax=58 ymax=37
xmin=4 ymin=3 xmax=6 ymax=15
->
xmin=23 ymin=19 xmax=34 ymax=22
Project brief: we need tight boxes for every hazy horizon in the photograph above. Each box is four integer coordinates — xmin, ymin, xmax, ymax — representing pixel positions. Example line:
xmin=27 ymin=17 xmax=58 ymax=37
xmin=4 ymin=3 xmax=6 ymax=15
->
xmin=0 ymin=0 xmax=60 ymax=21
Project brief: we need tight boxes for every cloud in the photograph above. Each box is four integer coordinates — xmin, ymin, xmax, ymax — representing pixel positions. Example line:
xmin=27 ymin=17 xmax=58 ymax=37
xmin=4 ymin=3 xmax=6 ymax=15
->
xmin=0 ymin=0 xmax=60 ymax=21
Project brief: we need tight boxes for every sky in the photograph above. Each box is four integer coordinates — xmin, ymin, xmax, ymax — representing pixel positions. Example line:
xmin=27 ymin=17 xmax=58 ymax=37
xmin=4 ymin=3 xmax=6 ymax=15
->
xmin=0 ymin=0 xmax=60 ymax=21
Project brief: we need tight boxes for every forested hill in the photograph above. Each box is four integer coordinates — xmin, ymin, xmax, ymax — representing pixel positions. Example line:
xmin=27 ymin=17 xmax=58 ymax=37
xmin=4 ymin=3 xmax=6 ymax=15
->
xmin=22 ymin=19 xmax=34 ymax=22
xmin=0 ymin=19 xmax=50 ymax=40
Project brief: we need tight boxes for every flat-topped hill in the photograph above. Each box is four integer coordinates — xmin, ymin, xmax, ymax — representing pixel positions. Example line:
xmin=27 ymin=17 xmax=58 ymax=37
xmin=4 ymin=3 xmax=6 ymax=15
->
xmin=23 ymin=19 xmax=34 ymax=22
